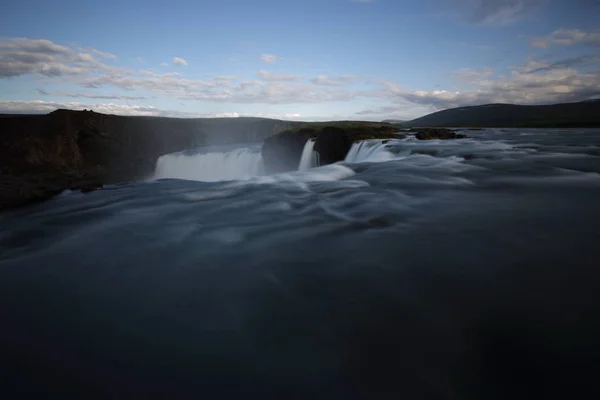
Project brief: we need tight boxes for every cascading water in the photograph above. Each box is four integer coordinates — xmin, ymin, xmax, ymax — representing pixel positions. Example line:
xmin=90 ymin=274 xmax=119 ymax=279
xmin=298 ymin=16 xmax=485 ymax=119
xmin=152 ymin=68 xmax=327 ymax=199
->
xmin=298 ymin=139 xmax=320 ymax=171
xmin=154 ymin=147 xmax=265 ymax=182
xmin=155 ymin=137 xmax=398 ymax=184
xmin=345 ymin=140 xmax=395 ymax=163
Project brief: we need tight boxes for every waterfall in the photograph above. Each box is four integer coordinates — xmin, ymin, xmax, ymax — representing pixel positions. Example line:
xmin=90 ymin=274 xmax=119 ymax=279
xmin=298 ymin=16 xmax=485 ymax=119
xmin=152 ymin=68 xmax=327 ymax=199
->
xmin=345 ymin=140 xmax=394 ymax=163
xmin=298 ymin=139 xmax=320 ymax=171
xmin=154 ymin=147 xmax=264 ymax=182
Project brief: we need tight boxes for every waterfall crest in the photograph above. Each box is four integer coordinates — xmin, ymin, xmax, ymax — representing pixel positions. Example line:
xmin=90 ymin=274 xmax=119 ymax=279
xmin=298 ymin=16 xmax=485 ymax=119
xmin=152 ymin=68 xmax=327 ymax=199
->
xmin=298 ymin=139 xmax=320 ymax=171
xmin=345 ymin=140 xmax=394 ymax=163
xmin=155 ymin=147 xmax=264 ymax=182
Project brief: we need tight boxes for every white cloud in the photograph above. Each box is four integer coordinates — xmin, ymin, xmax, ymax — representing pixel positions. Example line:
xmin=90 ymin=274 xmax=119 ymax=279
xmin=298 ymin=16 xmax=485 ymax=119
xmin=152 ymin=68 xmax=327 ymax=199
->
xmin=0 ymin=38 xmax=119 ymax=77
xmin=311 ymin=74 xmax=357 ymax=86
xmin=0 ymin=100 xmax=160 ymax=116
xmin=78 ymin=47 xmax=117 ymax=59
xmin=531 ymin=29 xmax=600 ymax=48
xmin=454 ymin=67 xmax=494 ymax=84
xmin=5 ymin=37 xmax=598 ymax=119
xmin=355 ymin=104 xmax=414 ymax=116
xmin=1 ymin=38 xmax=73 ymax=56
xmin=184 ymin=111 xmax=302 ymax=119
xmin=54 ymin=92 xmax=147 ymax=100
xmin=160 ymin=62 xmax=168 ymax=66
xmin=173 ymin=78 xmax=361 ymax=104
xmin=524 ymin=54 xmax=600 ymax=73
xmin=449 ymin=0 xmax=542 ymax=26
xmin=381 ymin=61 xmax=600 ymax=109
xmin=260 ymin=54 xmax=278 ymax=63
xmin=76 ymin=53 xmax=98 ymax=64
xmin=257 ymin=70 xmax=302 ymax=82
xmin=80 ymin=73 xmax=221 ymax=92
xmin=0 ymin=99 xmax=303 ymax=120
xmin=139 ymin=69 xmax=182 ymax=77
xmin=173 ymin=57 xmax=188 ymax=66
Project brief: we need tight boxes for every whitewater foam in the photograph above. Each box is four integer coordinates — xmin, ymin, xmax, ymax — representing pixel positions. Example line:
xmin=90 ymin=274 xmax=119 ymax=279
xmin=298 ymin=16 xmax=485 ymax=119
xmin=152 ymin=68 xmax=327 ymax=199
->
xmin=298 ymin=139 xmax=320 ymax=171
xmin=226 ymin=164 xmax=357 ymax=189
xmin=154 ymin=147 xmax=264 ymax=182
xmin=345 ymin=140 xmax=396 ymax=163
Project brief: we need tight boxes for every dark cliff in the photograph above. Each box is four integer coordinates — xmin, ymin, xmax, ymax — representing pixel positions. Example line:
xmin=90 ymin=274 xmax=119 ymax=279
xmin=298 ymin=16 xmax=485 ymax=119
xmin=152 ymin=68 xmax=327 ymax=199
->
xmin=0 ymin=110 xmax=300 ymax=209
xmin=262 ymin=123 xmax=404 ymax=173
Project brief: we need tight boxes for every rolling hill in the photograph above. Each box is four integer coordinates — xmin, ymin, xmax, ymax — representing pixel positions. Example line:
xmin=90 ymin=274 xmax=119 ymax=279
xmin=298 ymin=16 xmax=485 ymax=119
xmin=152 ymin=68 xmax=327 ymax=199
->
xmin=406 ymin=100 xmax=600 ymax=128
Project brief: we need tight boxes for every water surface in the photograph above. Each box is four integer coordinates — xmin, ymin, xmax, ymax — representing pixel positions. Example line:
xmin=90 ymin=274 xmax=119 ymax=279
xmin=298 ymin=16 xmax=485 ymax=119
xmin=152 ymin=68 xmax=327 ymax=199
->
xmin=1 ymin=129 xmax=599 ymax=398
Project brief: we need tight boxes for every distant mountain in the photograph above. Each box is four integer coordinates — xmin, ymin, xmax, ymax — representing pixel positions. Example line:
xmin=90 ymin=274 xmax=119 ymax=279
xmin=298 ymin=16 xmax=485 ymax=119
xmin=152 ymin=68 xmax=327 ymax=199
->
xmin=406 ymin=100 xmax=600 ymax=128
xmin=382 ymin=119 xmax=406 ymax=124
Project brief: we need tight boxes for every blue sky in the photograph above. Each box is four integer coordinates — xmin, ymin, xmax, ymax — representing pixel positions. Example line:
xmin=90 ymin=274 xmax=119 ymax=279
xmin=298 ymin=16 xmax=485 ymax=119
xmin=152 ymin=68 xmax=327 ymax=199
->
xmin=1 ymin=0 xmax=599 ymax=120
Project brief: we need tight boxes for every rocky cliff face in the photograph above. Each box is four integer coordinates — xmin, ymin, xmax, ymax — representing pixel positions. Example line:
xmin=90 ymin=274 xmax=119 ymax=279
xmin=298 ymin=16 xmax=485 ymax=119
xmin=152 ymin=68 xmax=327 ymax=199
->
xmin=0 ymin=111 xmax=468 ymax=210
xmin=262 ymin=123 xmax=404 ymax=173
xmin=0 ymin=110 xmax=299 ymax=209
xmin=261 ymin=128 xmax=319 ymax=174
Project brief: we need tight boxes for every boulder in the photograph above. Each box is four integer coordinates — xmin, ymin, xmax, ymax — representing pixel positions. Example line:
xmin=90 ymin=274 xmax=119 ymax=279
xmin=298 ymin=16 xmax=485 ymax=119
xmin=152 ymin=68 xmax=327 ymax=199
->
xmin=411 ymin=128 xmax=467 ymax=140
xmin=262 ymin=123 xmax=404 ymax=173
xmin=261 ymin=128 xmax=318 ymax=174
xmin=313 ymin=127 xmax=352 ymax=166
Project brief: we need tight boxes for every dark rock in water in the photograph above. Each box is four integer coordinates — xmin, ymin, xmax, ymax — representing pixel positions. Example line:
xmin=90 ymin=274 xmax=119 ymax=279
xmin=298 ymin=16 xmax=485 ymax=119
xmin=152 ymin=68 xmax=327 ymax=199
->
xmin=261 ymin=128 xmax=318 ymax=174
xmin=314 ymin=127 xmax=352 ymax=166
xmin=0 ymin=174 xmax=65 ymax=209
xmin=79 ymin=186 xmax=103 ymax=194
xmin=412 ymin=128 xmax=468 ymax=140
xmin=262 ymin=123 xmax=404 ymax=172
xmin=315 ymin=125 xmax=404 ymax=165
xmin=70 ymin=176 xmax=104 ymax=193
xmin=0 ymin=173 xmax=105 ymax=209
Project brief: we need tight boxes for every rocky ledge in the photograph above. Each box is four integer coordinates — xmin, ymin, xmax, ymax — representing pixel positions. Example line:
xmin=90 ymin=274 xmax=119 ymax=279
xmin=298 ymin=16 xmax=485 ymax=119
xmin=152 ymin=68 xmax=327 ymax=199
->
xmin=0 ymin=110 xmax=468 ymax=210
xmin=262 ymin=123 xmax=404 ymax=173
xmin=409 ymin=128 xmax=468 ymax=140
xmin=0 ymin=110 xmax=299 ymax=210
xmin=261 ymin=125 xmax=469 ymax=173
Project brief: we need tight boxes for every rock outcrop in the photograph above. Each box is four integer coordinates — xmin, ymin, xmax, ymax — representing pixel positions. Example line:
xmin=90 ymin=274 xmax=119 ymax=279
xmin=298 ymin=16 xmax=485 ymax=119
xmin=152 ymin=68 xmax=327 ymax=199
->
xmin=262 ymin=123 xmax=404 ymax=173
xmin=410 ymin=128 xmax=468 ymax=140
xmin=313 ymin=127 xmax=352 ymax=166
xmin=261 ymin=128 xmax=318 ymax=174
xmin=0 ymin=110 xmax=300 ymax=210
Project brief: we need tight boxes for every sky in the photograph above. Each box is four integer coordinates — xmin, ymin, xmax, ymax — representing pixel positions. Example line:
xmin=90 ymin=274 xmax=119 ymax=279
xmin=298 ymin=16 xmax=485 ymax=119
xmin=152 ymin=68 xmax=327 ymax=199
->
xmin=1 ymin=0 xmax=599 ymax=121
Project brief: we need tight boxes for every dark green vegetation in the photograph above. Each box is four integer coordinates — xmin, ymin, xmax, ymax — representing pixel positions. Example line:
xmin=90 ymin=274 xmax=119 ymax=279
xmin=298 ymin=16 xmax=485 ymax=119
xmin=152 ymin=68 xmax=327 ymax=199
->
xmin=406 ymin=100 xmax=600 ymax=128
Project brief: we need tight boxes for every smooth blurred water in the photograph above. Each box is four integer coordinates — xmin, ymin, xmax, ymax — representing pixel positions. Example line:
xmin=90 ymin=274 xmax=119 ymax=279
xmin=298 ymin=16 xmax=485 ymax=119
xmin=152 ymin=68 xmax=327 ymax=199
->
xmin=1 ymin=129 xmax=599 ymax=398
